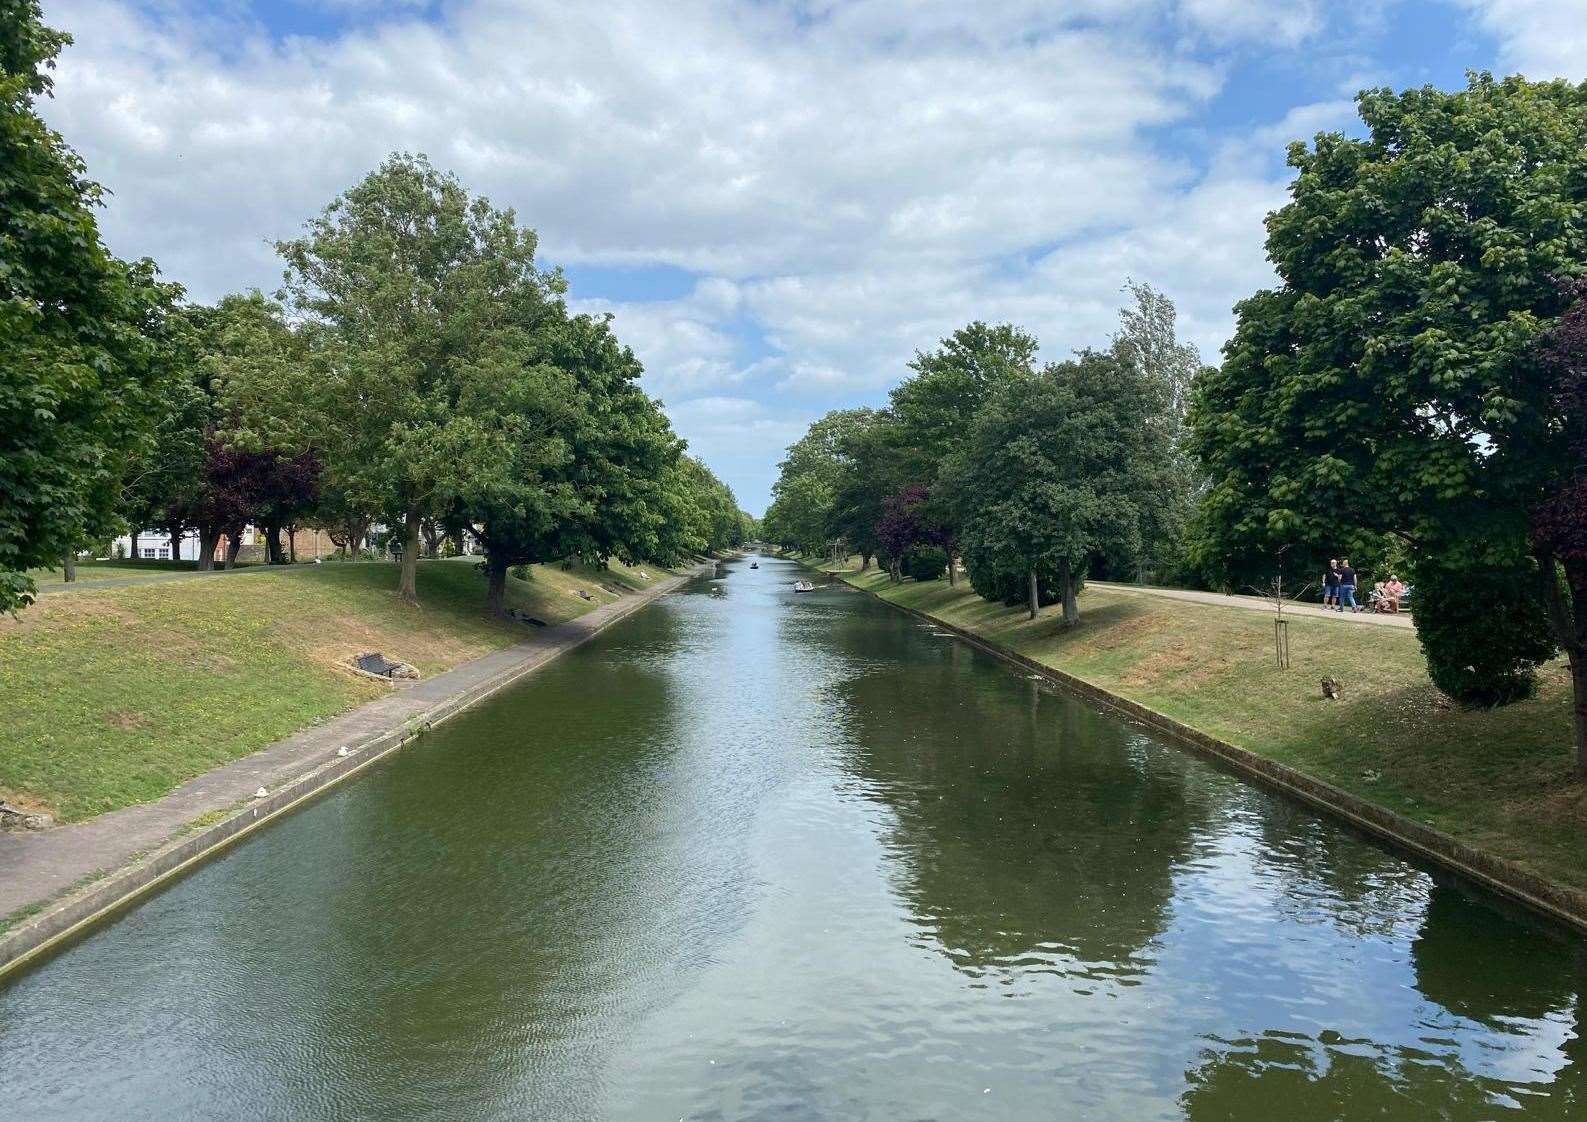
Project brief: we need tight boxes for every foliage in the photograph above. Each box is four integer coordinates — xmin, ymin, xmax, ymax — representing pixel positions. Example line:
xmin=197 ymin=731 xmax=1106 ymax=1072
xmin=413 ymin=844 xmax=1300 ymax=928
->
xmin=902 ymin=544 xmax=947 ymax=582
xmin=1187 ymin=74 xmax=1587 ymax=754
xmin=888 ymin=322 xmax=1038 ymax=555
xmin=948 ymin=350 xmax=1170 ymax=621
xmin=1 ymin=0 xmax=179 ymax=608
xmin=1104 ymin=281 xmax=1205 ymax=581
xmin=1411 ymin=544 xmax=1557 ymax=705
xmin=277 ymin=153 xmax=564 ymax=601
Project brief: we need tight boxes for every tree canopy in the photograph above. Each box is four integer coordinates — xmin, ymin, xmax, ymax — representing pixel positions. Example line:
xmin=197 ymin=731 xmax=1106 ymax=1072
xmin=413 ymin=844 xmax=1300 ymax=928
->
xmin=1 ymin=0 xmax=178 ymax=608
xmin=1187 ymin=72 xmax=1587 ymax=761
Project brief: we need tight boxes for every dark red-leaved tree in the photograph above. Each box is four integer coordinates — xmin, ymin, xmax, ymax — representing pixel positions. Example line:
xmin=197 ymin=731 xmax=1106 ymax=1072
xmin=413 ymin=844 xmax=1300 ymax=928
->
xmin=171 ymin=437 xmax=320 ymax=569
xmin=1533 ymin=282 xmax=1587 ymax=763
xmin=876 ymin=485 xmax=947 ymax=584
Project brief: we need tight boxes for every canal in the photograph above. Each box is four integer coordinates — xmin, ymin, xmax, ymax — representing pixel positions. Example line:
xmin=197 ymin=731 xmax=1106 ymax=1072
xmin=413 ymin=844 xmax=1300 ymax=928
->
xmin=2 ymin=555 xmax=1584 ymax=1119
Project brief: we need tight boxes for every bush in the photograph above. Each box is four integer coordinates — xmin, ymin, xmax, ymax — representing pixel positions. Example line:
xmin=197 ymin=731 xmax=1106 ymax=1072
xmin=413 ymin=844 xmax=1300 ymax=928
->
xmin=1411 ymin=553 xmax=1556 ymax=706
xmin=903 ymin=544 xmax=948 ymax=582
xmin=510 ymin=563 xmax=531 ymax=581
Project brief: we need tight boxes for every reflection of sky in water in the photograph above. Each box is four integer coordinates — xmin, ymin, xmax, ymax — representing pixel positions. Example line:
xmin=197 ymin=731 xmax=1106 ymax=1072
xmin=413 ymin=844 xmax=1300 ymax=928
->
xmin=3 ymin=557 xmax=1582 ymax=1121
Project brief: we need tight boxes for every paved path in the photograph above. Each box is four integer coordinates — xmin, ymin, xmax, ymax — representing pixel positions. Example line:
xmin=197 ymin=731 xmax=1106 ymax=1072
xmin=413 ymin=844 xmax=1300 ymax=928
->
xmin=1088 ymin=581 xmax=1415 ymax=628
xmin=0 ymin=563 xmax=710 ymax=924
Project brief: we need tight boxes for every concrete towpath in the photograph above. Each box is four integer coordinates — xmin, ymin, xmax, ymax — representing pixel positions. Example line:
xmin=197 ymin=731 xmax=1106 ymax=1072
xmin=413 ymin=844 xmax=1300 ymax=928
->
xmin=1088 ymin=581 xmax=1415 ymax=628
xmin=0 ymin=561 xmax=713 ymax=961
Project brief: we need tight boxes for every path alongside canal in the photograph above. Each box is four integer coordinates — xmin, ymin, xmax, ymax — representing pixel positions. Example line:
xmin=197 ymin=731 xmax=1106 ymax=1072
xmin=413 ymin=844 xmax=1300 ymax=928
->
xmin=0 ymin=561 xmax=712 ymax=972
xmin=1087 ymin=580 xmax=1414 ymax=628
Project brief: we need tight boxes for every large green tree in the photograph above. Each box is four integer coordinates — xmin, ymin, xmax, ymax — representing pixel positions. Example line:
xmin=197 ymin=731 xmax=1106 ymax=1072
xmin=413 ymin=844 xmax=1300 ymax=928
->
xmin=949 ymin=350 xmax=1168 ymax=622
xmin=277 ymin=153 xmax=561 ymax=603
xmin=889 ymin=322 xmax=1038 ymax=581
xmin=1 ymin=0 xmax=177 ymax=608
xmin=1188 ymin=74 xmax=1587 ymax=762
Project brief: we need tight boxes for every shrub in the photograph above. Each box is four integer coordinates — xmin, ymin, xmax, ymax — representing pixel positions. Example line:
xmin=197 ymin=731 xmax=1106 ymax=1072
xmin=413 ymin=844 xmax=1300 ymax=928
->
xmin=1411 ymin=553 xmax=1556 ymax=706
xmin=903 ymin=545 xmax=948 ymax=582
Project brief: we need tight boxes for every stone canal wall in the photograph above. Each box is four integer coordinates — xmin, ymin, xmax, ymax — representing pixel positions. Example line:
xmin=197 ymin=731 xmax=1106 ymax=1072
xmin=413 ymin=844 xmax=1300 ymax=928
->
xmin=0 ymin=561 xmax=716 ymax=980
xmin=831 ymin=570 xmax=1587 ymax=936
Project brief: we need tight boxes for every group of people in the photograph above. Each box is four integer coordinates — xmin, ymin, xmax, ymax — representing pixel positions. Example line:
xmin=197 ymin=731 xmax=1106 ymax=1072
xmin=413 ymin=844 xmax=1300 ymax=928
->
xmin=1322 ymin=558 xmax=1407 ymax=614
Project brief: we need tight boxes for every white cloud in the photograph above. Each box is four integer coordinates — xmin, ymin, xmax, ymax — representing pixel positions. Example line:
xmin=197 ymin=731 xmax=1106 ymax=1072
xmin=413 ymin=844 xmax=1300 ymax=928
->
xmin=1455 ymin=0 xmax=1587 ymax=78
xmin=35 ymin=0 xmax=1369 ymax=509
xmin=1178 ymin=0 xmax=1322 ymax=46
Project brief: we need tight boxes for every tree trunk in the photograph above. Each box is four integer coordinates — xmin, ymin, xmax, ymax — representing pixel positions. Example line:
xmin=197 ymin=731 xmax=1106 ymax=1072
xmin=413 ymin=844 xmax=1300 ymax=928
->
xmin=170 ymin=528 xmax=183 ymax=564
xmin=1059 ymin=557 xmax=1079 ymax=625
xmin=129 ymin=530 xmax=138 ymax=562
xmin=948 ymin=549 xmax=958 ymax=587
xmin=261 ymin=523 xmax=282 ymax=565
xmin=486 ymin=554 xmax=509 ymax=616
xmin=1570 ymin=650 xmax=1587 ymax=775
xmin=287 ymin=524 xmax=297 ymax=564
xmin=197 ymin=526 xmax=220 ymax=571
xmin=1536 ymin=550 xmax=1587 ymax=771
xmin=397 ymin=509 xmax=421 ymax=602
xmin=224 ymin=530 xmax=242 ymax=570
xmin=1027 ymin=567 xmax=1039 ymax=620
xmin=860 ymin=552 xmax=872 ymax=572
xmin=63 ymin=549 xmax=76 ymax=582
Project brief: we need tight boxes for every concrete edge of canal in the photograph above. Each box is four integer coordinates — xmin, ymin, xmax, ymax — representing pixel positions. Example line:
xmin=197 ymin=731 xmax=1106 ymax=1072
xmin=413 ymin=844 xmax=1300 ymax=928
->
xmin=826 ymin=567 xmax=1587 ymax=938
xmin=0 ymin=559 xmax=720 ymax=982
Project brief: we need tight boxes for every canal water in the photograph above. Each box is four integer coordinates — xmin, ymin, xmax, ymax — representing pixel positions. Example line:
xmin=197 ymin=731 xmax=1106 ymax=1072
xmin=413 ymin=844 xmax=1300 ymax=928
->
xmin=2 ymin=555 xmax=1584 ymax=1119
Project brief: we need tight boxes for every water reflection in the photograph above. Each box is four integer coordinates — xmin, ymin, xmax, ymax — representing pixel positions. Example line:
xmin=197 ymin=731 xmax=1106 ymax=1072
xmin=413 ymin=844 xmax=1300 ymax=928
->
xmin=2 ymin=554 xmax=1585 ymax=1120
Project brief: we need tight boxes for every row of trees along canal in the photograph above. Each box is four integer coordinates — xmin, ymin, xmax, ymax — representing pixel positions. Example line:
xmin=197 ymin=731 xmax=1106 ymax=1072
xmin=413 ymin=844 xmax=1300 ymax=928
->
xmin=764 ymin=74 xmax=1587 ymax=772
xmin=2 ymin=3 xmax=752 ymax=618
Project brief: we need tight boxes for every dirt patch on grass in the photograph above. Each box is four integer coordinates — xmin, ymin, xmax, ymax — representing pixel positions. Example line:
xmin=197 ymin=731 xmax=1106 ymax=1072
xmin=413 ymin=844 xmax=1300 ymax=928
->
xmin=0 ymin=596 xmax=138 ymax=634
xmin=103 ymin=709 xmax=151 ymax=730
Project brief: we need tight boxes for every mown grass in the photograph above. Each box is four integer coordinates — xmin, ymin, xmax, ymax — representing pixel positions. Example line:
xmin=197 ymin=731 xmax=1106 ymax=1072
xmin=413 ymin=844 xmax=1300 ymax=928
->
xmin=820 ymin=558 xmax=1587 ymax=895
xmin=0 ymin=558 xmax=668 ymax=822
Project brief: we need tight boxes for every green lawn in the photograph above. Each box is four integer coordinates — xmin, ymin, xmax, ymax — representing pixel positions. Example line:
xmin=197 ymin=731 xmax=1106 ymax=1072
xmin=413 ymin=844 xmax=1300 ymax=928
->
xmin=0 ymin=558 xmax=668 ymax=822
xmin=824 ymin=559 xmax=1587 ymax=895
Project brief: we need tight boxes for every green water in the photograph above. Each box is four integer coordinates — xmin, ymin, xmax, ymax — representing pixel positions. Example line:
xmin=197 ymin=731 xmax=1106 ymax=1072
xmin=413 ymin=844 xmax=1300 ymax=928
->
xmin=2 ymin=554 xmax=1584 ymax=1119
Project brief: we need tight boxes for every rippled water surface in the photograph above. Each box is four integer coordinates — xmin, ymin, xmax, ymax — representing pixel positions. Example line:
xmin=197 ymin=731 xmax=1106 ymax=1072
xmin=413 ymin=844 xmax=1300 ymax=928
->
xmin=3 ymin=554 xmax=1585 ymax=1119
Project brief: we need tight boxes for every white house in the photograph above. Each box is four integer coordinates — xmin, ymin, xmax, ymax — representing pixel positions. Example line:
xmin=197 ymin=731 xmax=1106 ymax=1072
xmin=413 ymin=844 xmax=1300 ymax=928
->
xmin=110 ymin=526 xmax=255 ymax=562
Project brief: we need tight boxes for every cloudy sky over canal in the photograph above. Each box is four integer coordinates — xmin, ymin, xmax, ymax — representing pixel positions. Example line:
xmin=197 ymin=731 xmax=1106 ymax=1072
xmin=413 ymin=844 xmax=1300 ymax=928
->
xmin=39 ymin=0 xmax=1587 ymax=511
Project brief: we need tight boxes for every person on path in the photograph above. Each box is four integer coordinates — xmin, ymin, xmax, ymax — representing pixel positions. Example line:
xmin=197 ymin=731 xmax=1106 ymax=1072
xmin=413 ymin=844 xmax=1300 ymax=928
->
xmin=1338 ymin=558 xmax=1359 ymax=613
xmin=1323 ymin=559 xmax=1341 ymax=609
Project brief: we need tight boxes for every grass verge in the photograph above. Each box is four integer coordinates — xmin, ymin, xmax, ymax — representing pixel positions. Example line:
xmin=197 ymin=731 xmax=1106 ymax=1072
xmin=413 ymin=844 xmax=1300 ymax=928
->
xmin=817 ymin=558 xmax=1587 ymax=895
xmin=1 ymin=557 xmax=668 ymax=822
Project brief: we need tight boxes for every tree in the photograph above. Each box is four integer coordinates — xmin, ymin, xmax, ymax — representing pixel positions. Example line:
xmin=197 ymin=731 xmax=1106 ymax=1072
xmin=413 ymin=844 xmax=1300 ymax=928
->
xmin=1187 ymin=74 xmax=1587 ymax=762
xmin=1 ymin=1 xmax=178 ymax=609
xmin=950 ymin=351 xmax=1166 ymax=622
xmin=764 ymin=408 xmax=875 ymax=558
xmin=1533 ymin=282 xmax=1587 ymax=757
xmin=888 ymin=322 xmax=1038 ymax=582
xmin=1107 ymin=281 xmax=1205 ymax=582
xmin=277 ymin=153 xmax=561 ymax=603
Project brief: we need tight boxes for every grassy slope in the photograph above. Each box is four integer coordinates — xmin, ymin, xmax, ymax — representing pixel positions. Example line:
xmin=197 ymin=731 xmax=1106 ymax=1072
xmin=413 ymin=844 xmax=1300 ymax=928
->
xmin=827 ymin=561 xmax=1587 ymax=894
xmin=0 ymin=558 xmax=668 ymax=821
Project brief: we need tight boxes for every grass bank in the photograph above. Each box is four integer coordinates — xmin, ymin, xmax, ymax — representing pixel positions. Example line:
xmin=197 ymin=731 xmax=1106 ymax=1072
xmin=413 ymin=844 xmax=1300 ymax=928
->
xmin=818 ymin=559 xmax=1587 ymax=896
xmin=0 ymin=558 xmax=668 ymax=822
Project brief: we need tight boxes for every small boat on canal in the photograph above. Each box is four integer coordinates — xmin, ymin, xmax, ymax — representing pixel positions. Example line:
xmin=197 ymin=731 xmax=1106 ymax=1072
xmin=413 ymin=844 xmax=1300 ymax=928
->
xmin=750 ymin=562 xmax=758 ymax=568
xmin=793 ymin=580 xmax=815 ymax=593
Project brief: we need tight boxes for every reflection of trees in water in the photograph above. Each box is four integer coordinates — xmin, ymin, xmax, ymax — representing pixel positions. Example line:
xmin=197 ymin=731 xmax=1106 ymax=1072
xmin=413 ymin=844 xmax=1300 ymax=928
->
xmin=1246 ymin=800 xmax=1435 ymax=940
xmin=219 ymin=607 xmax=700 ymax=1115
xmin=832 ymin=636 xmax=1212 ymax=978
xmin=1181 ymin=1031 xmax=1507 ymax=1120
xmin=1184 ymin=884 xmax=1587 ymax=1120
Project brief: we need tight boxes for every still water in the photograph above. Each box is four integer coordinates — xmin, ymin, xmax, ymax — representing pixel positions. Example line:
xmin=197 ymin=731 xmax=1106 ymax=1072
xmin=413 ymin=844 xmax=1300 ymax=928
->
xmin=2 ymin=555 xmax=1584 ymax=1119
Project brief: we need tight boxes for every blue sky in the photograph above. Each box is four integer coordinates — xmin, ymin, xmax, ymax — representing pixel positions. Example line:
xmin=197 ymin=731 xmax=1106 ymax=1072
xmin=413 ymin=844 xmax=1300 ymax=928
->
xmin=38 ymin=0 xmax=1587 ymax=513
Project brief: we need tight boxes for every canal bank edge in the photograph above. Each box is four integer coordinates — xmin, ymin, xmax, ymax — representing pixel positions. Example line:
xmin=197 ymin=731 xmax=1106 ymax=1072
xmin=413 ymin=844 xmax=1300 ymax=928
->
xmin=821 ymin=565 xmax=1587 ymax=937
xmin=0 ymin=560 xmax=718 ymax=981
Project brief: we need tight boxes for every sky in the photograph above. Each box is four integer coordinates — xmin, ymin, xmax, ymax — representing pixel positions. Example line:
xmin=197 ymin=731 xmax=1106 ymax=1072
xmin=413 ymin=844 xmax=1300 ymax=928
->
xmin=36 ymin=0 xmax=1587 ymax=514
